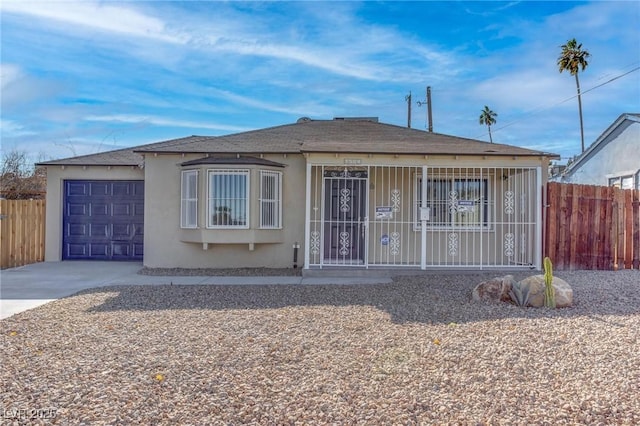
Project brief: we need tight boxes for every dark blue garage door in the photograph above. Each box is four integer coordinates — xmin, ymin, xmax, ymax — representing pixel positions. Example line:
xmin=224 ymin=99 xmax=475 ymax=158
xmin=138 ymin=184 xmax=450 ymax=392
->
xmin=63 ymin=180 xmax=144 ymax=260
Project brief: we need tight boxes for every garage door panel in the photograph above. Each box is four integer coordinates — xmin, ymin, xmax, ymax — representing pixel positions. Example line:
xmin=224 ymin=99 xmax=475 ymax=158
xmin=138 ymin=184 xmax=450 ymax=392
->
xmin=89 ymin=243 xmax=109 ymax=257
xmin=133 ymin=243 xmax=144 ymax=256
xmin=112 ymin=223 xmax=133 ymax=239
xmin=63 ymin=180 xmax=144 ymax=260
xmin=67 ymin=204 xmax=87 ymax=216
xmin=112 ymin=182 xmax=132 ymax=196
xmin=67 ymin=182 xmax=89 ymax=196
xmin=90 ymin=182 xmax=110 ymax=196
xmin=133 ymin=182 xmax=144 ymax=195
xmin=68 ymin=224 xmax=87 ymax=236
xmin=67 ymin=244 xmax=87 ymax=257
xmin=112 ymin=243 xmax=131 ymax=257
xmin=112 ymin=203 xmax=131 ymax=216
xmin=90 ymin=223 xmax=109 ymax=237
xmin=91 ymin=203 xmax=110 ymax=216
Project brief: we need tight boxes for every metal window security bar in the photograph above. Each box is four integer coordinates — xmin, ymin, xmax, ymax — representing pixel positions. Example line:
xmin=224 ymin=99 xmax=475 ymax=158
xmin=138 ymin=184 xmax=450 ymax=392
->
xmin=259 ymin=170 xmax=282 ymax=228
xmin=307 ymin=165 xmax=540 ymax=269
xmin=180 ymin=170 xmax=198 ymax=229
xmin=420 ymin=167 xmax=539 ymax=268
xmin=208 ymin=169 xmax=249 ymax=228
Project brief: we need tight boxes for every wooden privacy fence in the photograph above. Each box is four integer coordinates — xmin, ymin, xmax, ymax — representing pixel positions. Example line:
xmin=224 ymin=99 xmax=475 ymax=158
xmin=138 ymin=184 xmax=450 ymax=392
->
xmin=545 ymin=182 xmax=640 ymax=270
xmin=0 ymin=199 xmax=46 ymax=269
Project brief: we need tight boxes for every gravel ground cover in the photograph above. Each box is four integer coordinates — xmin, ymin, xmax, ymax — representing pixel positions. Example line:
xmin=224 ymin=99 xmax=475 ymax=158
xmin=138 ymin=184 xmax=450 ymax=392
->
xmin=1 ymin=270 xmax=639 ymax=425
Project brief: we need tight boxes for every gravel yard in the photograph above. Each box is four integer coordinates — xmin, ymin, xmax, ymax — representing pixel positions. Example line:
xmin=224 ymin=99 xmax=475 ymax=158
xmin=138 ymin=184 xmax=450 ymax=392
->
xmin=1 ymin=270 xmax=639 ymax=425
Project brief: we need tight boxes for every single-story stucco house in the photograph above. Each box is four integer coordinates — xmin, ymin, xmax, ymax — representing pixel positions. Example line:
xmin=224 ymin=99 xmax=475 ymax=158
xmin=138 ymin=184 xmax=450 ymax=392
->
xmin=559 ymin=113 xmax=640 ymax=189
xmin=39 ymin=117 xmax=558 ymax=271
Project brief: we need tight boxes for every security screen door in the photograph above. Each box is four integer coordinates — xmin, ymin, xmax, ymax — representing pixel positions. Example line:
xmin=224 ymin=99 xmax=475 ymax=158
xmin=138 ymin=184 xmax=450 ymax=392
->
xmin=323 ymin=171 xmax=367 ymax=264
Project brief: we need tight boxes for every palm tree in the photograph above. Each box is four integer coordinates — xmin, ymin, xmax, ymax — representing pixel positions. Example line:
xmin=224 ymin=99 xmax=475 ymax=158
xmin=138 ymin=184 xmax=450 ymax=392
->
xmin=558 ymin=38 xmax=590 ymax=153
xmin=479 ymin=105 xmax=498 ymax=143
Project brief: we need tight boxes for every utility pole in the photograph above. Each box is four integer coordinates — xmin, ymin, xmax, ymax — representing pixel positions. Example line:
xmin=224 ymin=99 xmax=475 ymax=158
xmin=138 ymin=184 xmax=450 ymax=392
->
xmin=405 ymin=91 xmax=412 ymax=128
xmin=417 ymin=86 xmax=433 ymax=132
xmin=427 ymin=86 xmax=433 ymax=132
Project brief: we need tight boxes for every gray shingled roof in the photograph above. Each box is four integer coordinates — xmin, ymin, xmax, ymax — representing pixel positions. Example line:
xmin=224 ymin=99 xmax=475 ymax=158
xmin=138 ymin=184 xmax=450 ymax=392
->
xmin=136 ymin=119 xmax=555 ymax=156
xmin=36 ymin=136 xmax=199 ymax=166
xmin=39 ymin=119 xmax=557 ymax=166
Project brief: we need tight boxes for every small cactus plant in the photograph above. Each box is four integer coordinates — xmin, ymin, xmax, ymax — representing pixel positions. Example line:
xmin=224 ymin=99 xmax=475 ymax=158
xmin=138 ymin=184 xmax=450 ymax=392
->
xmin=509 ymin=280 xmax=531 ymax=307
xmin=543 ymin=257 xmax=556 ymax=308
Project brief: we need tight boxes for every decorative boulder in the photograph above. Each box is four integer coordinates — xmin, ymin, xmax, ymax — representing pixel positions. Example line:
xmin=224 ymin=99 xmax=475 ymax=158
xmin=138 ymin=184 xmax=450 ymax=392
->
xmin=516 ymin=275 xmax=573 ymax=308
xmin=472 ymin=275 xmax=515 ymax=303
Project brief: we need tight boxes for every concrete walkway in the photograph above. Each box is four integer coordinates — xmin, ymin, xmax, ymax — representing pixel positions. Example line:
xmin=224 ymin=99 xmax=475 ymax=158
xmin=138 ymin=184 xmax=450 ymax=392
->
xmin=0 ymin=262 xmax=392 ymax=319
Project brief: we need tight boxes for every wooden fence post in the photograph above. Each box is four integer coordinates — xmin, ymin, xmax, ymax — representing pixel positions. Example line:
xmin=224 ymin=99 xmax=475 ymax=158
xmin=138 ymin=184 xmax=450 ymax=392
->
xmin=614 ymin=187 xmax=625 ymax=269
xmin=633 ymin=190 xmax=640 ymax=270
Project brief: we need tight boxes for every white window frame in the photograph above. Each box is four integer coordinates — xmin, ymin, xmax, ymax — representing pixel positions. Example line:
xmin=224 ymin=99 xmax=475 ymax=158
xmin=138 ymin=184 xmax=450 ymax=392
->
xmin=207 ymin=169 xmax=250 ymax=229
xmin=259 ymin=170 xmax=282 ymax=229
xmin=609 ymin=174 xmax=635 ymax=190
xmin=180 ymin=170 xmax=198 ymax=229
xmin=414 ymin=174 xmax=489 ymax=230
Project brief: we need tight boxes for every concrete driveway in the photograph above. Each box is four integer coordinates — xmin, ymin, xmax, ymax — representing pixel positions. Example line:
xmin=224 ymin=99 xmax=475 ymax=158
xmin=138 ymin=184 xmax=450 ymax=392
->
xmin=0 ymin=262 xmax=391 ymax=319
xmin=1 ymin=261 xmax=142 ymax=319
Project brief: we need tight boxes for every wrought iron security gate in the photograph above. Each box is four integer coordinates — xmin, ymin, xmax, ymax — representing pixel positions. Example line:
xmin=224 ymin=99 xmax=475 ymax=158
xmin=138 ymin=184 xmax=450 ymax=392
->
xmin=306 ymin=165 xmax=541 ymax=269
xmin=322 ymin=169 xmax=367 ymax=265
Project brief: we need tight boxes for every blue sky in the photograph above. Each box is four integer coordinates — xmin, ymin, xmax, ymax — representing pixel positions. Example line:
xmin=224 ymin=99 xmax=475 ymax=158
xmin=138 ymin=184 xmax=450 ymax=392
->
xmin=1 ymin=1 xmax=639 ymax=165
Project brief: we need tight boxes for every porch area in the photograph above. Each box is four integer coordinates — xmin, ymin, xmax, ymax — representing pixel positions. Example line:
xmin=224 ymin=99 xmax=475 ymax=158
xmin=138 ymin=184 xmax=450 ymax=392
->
xmin=304 ymin=164 xmax=542 ymax=270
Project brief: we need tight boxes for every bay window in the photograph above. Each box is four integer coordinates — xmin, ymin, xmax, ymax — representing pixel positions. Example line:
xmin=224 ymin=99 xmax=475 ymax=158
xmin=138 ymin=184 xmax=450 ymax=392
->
xmin=180 ymin=170 xmax=198 ymax=228
xmin=207 ymin=170 xmax=250 ymax=228
xmin=180 ymin=163 xmax=284 ymax=232
xmin=259 ymin=170 xmax=282 ymax=228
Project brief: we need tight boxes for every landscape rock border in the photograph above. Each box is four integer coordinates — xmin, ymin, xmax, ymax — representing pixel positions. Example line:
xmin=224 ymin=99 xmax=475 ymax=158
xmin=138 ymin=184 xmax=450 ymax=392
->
xmin=472 ymin=274 xmax=573 ymax=308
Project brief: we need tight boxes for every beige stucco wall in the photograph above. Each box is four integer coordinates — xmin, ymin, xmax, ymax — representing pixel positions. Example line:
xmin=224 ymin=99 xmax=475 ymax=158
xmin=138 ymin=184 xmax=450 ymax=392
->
xmin=142 ymin=153 xmax=307 ymax=268
xmin=43 ymin=164 xmax=144 ymax=261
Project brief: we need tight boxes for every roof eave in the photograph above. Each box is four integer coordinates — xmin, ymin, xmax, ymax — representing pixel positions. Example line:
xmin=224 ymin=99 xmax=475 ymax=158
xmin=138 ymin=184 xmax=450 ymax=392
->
xmin=301 ymin=148 xmax=557 ymax=158
xmin=37 ymin=161 xmax=142 ymax=167
xmin=133 ymin=149 xmax=302 ymax=155
xmin=562 ymin=113 xmax=638 ymax=177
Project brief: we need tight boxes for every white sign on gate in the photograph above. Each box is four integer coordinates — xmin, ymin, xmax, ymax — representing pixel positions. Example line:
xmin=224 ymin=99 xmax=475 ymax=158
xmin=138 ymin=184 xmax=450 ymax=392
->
xmin=375 ymin=206 xmax=393 ymax=220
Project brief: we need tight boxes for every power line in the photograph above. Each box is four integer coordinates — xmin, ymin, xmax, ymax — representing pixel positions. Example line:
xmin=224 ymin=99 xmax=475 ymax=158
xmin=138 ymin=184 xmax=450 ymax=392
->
xmin=474 ymin=65 xmax=640 ymax=138
xmin=581 ymin=65 xmax=640 ymax=95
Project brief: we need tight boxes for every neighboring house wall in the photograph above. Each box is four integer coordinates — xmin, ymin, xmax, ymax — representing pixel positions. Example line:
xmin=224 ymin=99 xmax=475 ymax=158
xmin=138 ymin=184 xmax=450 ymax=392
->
xmin=562 ymin=118 xmax=640 ymax=187
xmin=44 ymin=165 xmax=144 ymax=261
xmin=142 ymin=153 xmax=307 ymax=268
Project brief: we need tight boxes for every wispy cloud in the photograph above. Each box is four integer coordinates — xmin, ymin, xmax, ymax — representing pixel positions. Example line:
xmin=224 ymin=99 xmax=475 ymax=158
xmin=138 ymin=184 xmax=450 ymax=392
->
xmin=0 ymin=64 xmax=65 ymax=111
xmin=1 ymin=0 xmax=454 ymax=83
xmin=0 ymin=119 xmax=36 ymax=137
xmin=0 ymin=0 xmax=186 ymax=43
xmin=84 ymin=114 xmax=251 ymax=133
xmin=0 ymin=63 xmax=21 ymax=88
